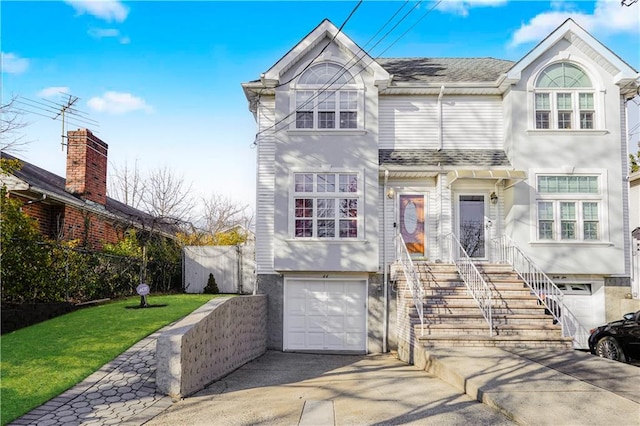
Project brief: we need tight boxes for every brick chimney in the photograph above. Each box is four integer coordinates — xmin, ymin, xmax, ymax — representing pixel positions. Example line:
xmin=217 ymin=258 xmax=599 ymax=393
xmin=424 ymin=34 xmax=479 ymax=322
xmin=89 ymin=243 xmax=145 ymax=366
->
xmin=65 ymin=129 xmax=108 ymax=205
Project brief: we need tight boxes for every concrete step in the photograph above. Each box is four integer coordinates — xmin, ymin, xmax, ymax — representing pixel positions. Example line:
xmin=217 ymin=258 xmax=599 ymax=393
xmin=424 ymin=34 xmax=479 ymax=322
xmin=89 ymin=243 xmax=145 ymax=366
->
xmin=415 ymin=334 xmax=574 ymax=349
xmin=411 ymin=312 xmax=557 ymax=325
xmin=423 ymin=305 xmax=547 ymax=315
xmin=417 ymin=322 xmax=564 ymax=337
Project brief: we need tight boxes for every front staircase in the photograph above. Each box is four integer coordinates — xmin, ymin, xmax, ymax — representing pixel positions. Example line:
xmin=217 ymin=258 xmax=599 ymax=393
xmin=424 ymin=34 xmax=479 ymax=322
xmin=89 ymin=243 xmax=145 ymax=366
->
xmin=395 ymin=262 xmax=573 ymax=351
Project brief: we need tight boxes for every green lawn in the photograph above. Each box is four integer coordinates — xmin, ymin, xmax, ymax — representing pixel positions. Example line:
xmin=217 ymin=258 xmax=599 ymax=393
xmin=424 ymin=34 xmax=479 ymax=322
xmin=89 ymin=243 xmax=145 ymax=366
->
xmin=0 ymin=294 xmax=222 ymax=425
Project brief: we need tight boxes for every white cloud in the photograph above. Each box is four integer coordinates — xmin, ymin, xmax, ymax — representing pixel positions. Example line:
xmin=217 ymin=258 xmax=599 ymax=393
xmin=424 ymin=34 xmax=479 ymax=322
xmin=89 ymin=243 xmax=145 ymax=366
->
xmin=87 ymin=91 xmax=153 ymax=115
xmin=65 ymin=0 xmax=129 ymax=23
xmin=1 ymin=52 xmax=29 ymax=74
xmin=437 ymin=0 xmax=507 ymax=17
xmin=88 ymin=27 xmax=130 ymax=44
xmin=510 ymin=0 xmax=640 ymax=47
xmin=38 ymin=86 xmax=71 ymax=98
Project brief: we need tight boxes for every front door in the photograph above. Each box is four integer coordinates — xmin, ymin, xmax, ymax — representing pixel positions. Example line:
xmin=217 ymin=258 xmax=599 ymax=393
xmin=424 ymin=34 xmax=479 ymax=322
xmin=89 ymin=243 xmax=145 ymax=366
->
xmin=399 ymin=194 xmax=425 ymax=256
xmin=458 ymin=195 xmax=487 ymax=258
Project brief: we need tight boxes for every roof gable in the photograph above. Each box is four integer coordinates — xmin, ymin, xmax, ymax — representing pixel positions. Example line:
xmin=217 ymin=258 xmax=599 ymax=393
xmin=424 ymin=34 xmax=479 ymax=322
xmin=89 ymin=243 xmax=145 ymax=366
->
xmin=263 ymin=19 xmax=390 ymax=85
xmin=506 ymin=18 xmax=638 ymax=86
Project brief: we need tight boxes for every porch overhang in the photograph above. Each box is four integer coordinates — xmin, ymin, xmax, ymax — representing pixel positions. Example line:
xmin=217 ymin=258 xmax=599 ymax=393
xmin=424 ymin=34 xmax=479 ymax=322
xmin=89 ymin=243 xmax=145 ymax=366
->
xmin=447 ymin=169 xmax=527 ymax=189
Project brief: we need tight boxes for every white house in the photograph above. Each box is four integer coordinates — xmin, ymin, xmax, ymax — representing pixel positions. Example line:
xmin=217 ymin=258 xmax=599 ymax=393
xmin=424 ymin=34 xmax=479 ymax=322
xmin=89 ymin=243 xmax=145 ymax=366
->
xmin=242 ymin=19 xmax=639 ymax=354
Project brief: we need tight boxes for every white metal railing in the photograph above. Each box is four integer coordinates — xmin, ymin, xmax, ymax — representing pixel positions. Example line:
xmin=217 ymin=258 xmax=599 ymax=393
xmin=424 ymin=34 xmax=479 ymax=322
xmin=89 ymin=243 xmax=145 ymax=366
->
xmin=396 ymin=234 xmax=426 ymax=335
xmin=493 ymin=235 xmax=590 ymax=347
xmin=448 ymin=233 xmax=494 ymax=336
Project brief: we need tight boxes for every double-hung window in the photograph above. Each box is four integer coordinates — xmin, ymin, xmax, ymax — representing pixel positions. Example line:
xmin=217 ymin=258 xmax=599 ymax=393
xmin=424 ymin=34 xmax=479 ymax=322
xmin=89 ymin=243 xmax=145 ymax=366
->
xmin=533 ymin=62 xmax=596 ymax=130
xmin=293 ymin=172 xmax=359 ymax=239
xmin=294 ymin=63 xmax=359 ymax=130
xmin=536 ymin=175 xmax=601 ymax=242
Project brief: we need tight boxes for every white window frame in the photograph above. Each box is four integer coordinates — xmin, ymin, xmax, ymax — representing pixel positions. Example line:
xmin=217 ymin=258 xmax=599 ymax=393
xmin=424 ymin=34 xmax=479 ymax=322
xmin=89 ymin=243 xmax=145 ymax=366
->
xmin=533 ymin=91 xmax=596 ymax=130
xmin=289 ymin=62 xmax=364 ymax=132
xmin=530 ymin=61 xmax=601 ymax=132
xmin=531 ymin=171 xmax=609 ymax=244
xmin=290 ymin=171 xmax=362 ymax=240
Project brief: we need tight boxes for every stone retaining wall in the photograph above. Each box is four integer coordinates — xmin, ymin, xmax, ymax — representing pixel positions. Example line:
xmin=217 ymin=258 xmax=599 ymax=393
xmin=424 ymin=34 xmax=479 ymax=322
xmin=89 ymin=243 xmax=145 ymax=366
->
xmin=156 ymin=295 xmax=267 ymax=398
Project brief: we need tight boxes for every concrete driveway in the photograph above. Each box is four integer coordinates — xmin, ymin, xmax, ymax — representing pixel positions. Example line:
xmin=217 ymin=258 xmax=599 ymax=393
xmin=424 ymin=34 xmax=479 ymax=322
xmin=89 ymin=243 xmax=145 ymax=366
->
xmin=146 ymin=351 xmax=513 ymax=426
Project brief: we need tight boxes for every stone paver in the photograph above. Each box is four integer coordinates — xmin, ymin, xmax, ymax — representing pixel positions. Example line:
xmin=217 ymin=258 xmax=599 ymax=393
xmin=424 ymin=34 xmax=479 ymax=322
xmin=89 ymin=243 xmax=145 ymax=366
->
xmin=9 ymin=329 xmax=171 ymax=426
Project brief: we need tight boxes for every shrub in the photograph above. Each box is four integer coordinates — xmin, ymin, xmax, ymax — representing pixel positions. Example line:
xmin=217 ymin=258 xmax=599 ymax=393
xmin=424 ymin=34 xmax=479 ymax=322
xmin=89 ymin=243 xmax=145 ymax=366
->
xmin=203 ymin=273 xmax=220 ymax=294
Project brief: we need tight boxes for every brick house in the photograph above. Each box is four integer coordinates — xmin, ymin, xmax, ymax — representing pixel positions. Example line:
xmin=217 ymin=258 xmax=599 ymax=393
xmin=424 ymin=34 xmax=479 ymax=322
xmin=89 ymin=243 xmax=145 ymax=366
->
xmin=1 ymin=129 xmax=169 ymax=250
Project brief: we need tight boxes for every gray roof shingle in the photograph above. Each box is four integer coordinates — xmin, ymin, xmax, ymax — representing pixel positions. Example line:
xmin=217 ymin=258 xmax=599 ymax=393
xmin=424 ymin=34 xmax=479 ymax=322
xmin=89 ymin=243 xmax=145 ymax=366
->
xmin=379 ymin=149 xmax=512 ymax=167
xmin=377 ymin=58 xmax=515 ymax=83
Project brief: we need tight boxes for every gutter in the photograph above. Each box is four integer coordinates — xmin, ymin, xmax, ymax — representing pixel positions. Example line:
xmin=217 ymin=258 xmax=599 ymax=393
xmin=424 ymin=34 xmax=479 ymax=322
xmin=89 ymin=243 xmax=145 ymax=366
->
xmin=438 ymin=85 xmax=445 ymax=151
xmin=383 ymin=169 xmax=389 ymax=353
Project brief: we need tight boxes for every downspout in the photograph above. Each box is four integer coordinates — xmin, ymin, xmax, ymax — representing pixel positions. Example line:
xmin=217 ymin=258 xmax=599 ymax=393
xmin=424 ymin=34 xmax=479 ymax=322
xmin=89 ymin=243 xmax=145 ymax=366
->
xmin=383 ymin=169 xmax=389 ymax=353
xmin=437 ymin=85 xmax=445 ymax=151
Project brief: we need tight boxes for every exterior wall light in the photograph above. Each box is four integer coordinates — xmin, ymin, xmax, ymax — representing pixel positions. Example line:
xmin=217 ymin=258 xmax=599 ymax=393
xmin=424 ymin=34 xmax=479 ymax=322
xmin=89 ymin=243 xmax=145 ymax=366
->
xmin=490 ymin=192 xmax=498 ymax=204
xmin=387 ymin=188 xmax=395 ymax=199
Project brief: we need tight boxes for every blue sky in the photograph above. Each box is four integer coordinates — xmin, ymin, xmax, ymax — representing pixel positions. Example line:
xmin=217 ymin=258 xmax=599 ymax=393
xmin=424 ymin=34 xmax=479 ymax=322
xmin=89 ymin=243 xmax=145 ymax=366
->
xmin=2 ymin=0 xmax=639 ymax=213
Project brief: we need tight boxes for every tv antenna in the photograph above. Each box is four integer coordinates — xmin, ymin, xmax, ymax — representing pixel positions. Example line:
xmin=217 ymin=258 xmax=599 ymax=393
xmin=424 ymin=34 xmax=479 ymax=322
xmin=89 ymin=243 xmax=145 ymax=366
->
xmin=13 ymin=92 xmax=100 ymax=150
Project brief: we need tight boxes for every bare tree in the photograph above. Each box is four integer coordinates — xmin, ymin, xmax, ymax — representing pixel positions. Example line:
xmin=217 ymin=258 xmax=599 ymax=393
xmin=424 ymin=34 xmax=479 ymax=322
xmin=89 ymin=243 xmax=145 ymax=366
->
xmin=1 ymin=95 xmax=30 ymax=153
xmin=143 ymin=165 xmax=195 ymax=225
xmin=108 ymin=159 xmax=146 ymax=209
xmin=200 ymin=194 xmax=252 ymax=235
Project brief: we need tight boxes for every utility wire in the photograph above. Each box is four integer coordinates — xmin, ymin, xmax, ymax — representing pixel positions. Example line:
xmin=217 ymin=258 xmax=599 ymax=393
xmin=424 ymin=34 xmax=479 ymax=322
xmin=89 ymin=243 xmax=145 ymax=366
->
xmin=275 ymin=0 xmax=364 ymax=88
xmin=256 ymin=0 xmax=438 ymax=138
xmin=251 ymin=1 xmax=411 ymax=145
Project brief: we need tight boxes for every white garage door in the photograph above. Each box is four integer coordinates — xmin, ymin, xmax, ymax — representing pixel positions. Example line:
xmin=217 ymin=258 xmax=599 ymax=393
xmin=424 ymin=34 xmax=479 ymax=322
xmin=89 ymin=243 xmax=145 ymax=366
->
xmin=284 ymin=279 xmax=367 ymax=352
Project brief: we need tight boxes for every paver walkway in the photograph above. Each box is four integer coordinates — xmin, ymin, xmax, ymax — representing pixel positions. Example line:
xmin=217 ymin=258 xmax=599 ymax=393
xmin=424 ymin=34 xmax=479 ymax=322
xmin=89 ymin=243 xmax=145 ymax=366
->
xmin=9 ymin=329 xmax=172 ymax=426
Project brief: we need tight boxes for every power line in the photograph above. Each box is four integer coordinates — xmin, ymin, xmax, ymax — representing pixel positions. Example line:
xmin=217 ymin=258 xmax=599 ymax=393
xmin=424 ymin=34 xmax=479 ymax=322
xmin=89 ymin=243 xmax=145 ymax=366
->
xmin=275 ymin=0 xmax=364 ymax=89
xmin=256 ymin=1 xmax=440 ymax=138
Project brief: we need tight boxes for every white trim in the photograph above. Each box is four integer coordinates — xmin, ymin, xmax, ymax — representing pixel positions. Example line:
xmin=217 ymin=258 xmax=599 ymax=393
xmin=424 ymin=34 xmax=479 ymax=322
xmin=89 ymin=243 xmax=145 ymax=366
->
xmin=454 ymin=191 xmax=491 ymax=261
xmin=529 ymin=168 xmax=610 ymax=244
xmin=526 ymin=129 xmax=609 ymax=136
xmin=287 ymin=129 xmax=367 ymax=136
xmin=506 ymin=19 xmax=638 ymax=83
xmin=264 ymin=20 xmax=390 ymax=84
xmin=288 ymin=169 xmax=364 ymax=240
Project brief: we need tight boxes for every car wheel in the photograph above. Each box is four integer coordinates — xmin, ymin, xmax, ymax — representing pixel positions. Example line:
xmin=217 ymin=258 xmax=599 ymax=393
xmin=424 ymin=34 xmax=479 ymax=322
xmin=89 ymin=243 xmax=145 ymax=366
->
xmin=595 ymin=336 xmax=627 ymax=362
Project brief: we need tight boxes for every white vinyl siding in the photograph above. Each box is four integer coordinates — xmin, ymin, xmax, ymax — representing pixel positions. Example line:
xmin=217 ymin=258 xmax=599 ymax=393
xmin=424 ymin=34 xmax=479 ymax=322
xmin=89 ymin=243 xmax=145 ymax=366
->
xmin=442 ymin=97 xmax=503 ymax=149
xmin=256 ymin=97 xmax=276 ymax=274
xmin=379 ymin=96 xmax=503 ymax=149
xmin=379 ymin=96 xmax=438 ymax=148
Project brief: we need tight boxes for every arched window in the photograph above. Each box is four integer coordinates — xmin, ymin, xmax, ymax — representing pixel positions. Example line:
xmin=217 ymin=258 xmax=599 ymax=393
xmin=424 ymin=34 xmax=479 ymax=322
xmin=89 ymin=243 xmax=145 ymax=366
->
xmin=533 ymin=62 xmax=595 ymax=130
xmin=298 ymin=63 xmax=353 ymax=85
xmin=294 ymin=63 xmax=359 ymax=130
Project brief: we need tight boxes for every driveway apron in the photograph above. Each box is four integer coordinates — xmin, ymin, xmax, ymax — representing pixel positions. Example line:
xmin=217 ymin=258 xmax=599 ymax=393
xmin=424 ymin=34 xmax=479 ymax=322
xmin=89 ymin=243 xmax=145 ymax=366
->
xmin=147 ymin=351 xmax=514 ymax=426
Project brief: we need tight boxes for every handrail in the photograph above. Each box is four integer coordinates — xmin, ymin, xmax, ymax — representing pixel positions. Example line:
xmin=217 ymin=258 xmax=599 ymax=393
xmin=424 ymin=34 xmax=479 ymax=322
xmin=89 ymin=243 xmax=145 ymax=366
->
xmin=395 ymin=234 xmax=425 ymax=336
xmin=493 ymin=235 xmax=590 ymax=347
xmin=448 ymin=233 xmax=494 ymax=336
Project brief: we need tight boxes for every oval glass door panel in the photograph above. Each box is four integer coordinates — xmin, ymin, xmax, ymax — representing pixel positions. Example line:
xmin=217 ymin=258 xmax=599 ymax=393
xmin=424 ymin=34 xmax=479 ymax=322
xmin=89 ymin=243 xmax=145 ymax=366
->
xmin=403 ymin=201 xmax=418 ymax=234
xmin=399 ymin=195 xmax=425 ymax=255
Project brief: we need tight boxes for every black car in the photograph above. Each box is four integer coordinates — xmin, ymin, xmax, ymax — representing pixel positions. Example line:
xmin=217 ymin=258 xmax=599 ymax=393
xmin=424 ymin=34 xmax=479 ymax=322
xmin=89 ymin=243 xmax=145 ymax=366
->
xmin=588 ymin=310 xmax=640 ymax=363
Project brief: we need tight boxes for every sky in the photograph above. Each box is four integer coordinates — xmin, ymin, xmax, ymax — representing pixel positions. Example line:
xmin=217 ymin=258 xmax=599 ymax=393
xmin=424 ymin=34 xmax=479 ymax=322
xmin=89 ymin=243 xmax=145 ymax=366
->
xmin=2 ymin=0 xmax=639 ymax=216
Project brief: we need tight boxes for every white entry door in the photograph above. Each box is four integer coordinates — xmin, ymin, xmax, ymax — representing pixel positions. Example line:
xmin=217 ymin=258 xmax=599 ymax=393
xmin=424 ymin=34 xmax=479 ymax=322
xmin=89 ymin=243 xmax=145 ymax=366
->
xmin=284 ymin=279 xmax=367 ymax=352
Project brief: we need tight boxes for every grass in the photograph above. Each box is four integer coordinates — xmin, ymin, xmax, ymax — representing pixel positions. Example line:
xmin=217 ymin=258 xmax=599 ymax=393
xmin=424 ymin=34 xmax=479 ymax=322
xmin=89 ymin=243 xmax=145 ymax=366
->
xmin=0 ymin=294 xmax=222 ymax=425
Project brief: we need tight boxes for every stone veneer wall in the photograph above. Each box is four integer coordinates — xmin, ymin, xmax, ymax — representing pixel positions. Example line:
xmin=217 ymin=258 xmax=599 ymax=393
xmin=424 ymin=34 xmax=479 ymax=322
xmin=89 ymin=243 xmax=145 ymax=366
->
xmin=156 ymin=295 xmax=267 ymax=398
